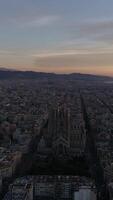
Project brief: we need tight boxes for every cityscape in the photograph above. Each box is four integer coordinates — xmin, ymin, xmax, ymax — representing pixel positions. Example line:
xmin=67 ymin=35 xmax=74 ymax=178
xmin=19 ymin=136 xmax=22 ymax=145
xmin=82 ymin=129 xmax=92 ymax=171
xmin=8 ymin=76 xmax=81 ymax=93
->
xmin=0 ymin=0 xmax=113 ymax=199
xmin=0 ymin=71 xmax=113 ymax=199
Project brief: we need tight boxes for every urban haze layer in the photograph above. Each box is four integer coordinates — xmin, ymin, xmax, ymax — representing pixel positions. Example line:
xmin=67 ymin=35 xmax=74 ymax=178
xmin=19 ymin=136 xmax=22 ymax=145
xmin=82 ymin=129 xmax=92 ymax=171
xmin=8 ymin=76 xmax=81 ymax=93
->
xmin=0 ymin=70 xmax=113 ymax=200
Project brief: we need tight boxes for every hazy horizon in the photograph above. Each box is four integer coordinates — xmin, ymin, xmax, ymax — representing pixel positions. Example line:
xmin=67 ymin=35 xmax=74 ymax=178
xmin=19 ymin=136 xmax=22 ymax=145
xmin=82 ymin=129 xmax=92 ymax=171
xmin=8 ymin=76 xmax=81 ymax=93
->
xmin=0 ymin=0 xmax=113 ymax=76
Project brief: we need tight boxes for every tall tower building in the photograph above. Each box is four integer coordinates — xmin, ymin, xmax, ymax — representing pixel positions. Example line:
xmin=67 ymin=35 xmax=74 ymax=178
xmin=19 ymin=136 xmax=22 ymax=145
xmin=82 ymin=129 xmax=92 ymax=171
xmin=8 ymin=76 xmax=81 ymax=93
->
xmin=51 ymin=104 xmax=71 ymax=156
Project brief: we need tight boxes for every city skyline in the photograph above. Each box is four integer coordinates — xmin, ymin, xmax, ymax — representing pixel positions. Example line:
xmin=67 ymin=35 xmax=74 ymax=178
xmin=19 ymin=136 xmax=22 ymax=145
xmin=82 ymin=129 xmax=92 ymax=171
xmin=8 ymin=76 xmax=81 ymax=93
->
xmin=0 ymin=0 xmax=113 ymax=76
xmin=0 ymin=74 xmax=112 ymax=199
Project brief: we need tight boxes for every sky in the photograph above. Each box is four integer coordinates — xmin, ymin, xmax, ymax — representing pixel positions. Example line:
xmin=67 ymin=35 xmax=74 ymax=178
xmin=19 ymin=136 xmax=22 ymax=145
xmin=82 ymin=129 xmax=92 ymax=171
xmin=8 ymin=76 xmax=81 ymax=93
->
xmin=0 ymin=0 xmax=113 ymax=75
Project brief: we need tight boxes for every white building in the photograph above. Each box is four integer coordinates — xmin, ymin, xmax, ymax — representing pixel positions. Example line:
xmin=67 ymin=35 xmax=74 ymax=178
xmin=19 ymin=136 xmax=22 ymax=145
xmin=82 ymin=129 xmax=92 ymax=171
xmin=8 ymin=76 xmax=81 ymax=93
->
xmin=74 ymin=186 xmax=96 ymax=200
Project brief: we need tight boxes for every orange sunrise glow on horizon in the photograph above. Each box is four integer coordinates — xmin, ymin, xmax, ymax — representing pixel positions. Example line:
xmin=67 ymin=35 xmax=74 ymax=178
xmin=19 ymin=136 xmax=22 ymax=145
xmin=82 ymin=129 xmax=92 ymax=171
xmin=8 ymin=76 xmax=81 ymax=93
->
xmin=0 ymin=0 xmax=113 ymax=76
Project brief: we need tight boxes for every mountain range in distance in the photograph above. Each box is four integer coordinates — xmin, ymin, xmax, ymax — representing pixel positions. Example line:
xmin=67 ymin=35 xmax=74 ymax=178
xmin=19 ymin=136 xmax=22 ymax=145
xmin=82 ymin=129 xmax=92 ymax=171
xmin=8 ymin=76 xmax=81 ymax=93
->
xmin=0 ymin=67 xmax=112 ymax=82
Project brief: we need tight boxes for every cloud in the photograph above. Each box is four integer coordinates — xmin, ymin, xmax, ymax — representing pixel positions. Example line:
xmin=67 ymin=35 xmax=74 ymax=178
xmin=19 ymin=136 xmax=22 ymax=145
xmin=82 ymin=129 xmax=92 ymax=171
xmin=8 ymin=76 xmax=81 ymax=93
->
xmin=32 ymin=46 xmax=113 ymax=58
xmin=93 ymin=32 xmax=113 ymax=44
xmin=67 ymin=18 xmax=113 ymax=44
xmin=68 ymin=18 xmax=113 ymax=33
xmin=0 ymin=0 xmax=60 ymax=28
xmin=80 ymin=18 xmax=113 ymax=29
xmin=34 ymin=49 xmax=113 ymax=71
xmin=33 ymin=44 xmax=113 ymax=73
xmin=0 ymin=49 xmax=30 ymax=56
xmin=21 ymin=15 xmax=60 ymax=28
xmin=1 ymin=15 xmax=60 ymax=29
xmin=0 ymin=50 xmax=16 ymax=56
